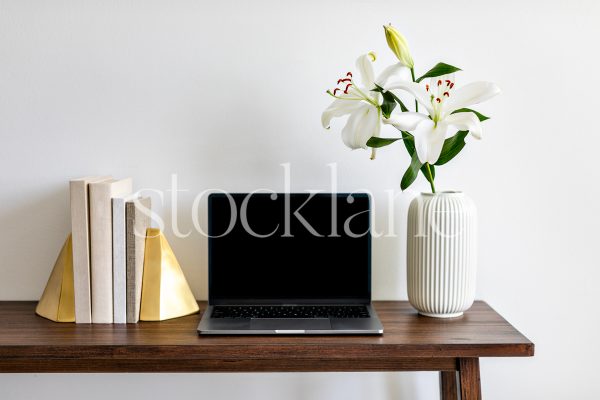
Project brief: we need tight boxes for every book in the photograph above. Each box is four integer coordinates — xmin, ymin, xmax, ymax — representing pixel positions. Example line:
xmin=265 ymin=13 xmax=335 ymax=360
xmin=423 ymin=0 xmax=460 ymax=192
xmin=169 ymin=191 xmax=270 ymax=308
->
xmin=126 ymin=197 xmax=151 ymax=323
xmin=70 ymin=176 xmax=112 ymax=324
xmin=112 ymin=194 xmax=138 ymax=324
xmin=89 ymin=178 xmax=132 ymax=323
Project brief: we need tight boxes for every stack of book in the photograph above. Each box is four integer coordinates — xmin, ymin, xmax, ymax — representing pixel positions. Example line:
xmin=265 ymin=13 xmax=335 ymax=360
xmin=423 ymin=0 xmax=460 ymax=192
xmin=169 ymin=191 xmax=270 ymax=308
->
xmin=70 ymin=176 xmax=151 ymax=324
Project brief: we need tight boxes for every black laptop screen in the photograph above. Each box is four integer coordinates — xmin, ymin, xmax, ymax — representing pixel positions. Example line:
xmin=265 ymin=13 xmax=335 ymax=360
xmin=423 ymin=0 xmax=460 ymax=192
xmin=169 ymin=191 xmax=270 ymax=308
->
xmin=208 ymin=193 xmax=371 ymax=304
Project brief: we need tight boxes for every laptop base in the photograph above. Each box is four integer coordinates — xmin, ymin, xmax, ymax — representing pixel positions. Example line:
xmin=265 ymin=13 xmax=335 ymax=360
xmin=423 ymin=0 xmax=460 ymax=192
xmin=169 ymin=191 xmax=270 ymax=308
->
xmin=197 ymin=305 xmax=384 ymax=335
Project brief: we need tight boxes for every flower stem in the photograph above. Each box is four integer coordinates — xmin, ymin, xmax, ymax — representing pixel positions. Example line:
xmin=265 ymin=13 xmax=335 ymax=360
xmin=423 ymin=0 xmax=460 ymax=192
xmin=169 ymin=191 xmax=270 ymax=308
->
xmin=410 ymin=68 xmax=419 ymax=112
xmin=425 ymin=163 xmax=436 ymax=193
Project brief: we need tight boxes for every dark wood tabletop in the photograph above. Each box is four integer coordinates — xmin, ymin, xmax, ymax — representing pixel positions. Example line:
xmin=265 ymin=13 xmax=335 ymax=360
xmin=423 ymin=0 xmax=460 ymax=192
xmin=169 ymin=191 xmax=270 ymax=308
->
xmin=0 ymin=301 xmax=533 ymax=373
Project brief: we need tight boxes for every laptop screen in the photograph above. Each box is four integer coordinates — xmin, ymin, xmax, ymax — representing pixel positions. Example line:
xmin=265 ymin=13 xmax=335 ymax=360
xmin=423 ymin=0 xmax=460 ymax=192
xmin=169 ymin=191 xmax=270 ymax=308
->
xmin=208 ymin=193 xmax=371 ymax=304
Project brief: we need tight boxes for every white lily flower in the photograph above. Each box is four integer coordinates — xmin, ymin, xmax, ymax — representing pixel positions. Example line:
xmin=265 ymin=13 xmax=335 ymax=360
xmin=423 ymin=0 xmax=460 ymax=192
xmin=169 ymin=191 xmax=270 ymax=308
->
xmin=322 ymin=52 xmax=407 ymax=159
xmin=384 ymin=74 xmax=501 ymax=164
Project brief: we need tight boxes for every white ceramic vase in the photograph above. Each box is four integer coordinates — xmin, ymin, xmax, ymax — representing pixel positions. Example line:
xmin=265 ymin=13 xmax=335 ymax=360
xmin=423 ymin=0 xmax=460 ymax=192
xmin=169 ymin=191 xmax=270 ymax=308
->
xmin=406 ymin=192 xmax=477 ymax=318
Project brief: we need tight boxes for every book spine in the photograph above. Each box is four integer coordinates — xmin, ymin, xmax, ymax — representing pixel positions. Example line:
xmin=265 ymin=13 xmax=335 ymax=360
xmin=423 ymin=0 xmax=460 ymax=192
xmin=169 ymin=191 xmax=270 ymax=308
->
xmin=70 ymin=180 xmax=92 ymax=323
xmin=125 ymin=202 xmax=137 ymax=323
xmin=112 ymin=198 xmax=127 ymax=324
xmin=133 ymin=198 xmax=151 ymax=321
xmin=89 ymin=183 xmax=114 ymax=323
xmin=126 ymin=197 xmax=151 ymax=323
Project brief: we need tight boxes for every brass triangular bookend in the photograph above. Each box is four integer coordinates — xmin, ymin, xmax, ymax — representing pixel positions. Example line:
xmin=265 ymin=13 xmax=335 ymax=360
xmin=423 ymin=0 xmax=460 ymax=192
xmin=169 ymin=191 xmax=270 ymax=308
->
xmin=35 ymin=234 xmax=75 ymax=322
xmin=139 ymin=228 xmax=199 ymax=321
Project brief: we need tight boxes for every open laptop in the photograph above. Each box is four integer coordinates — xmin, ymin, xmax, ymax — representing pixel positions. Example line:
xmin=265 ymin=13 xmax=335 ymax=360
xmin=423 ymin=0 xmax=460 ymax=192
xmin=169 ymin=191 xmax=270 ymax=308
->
xmin=197 ymin=192 xmax=383 ymax=335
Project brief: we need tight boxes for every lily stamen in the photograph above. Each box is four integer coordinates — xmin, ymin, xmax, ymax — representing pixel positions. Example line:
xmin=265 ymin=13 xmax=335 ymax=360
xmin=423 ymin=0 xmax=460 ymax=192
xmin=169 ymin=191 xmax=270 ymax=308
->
xmin=384 ymin=72 xmax=501 ymax=165
xmin=326 ymin=70 xmax=380 ymax=108
xmin=329 ymin=73 xmax=357 ymax=98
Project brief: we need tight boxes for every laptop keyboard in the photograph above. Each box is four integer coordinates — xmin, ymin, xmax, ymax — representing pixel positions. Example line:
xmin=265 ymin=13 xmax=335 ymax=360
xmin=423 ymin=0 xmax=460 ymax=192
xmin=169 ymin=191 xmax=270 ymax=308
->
xmin=211 ymin=305 xmax=370 ymax=319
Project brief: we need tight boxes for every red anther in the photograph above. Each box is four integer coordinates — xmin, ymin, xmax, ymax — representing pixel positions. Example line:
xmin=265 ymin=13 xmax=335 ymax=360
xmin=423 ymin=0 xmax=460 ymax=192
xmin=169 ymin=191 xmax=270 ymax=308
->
xmin=333 ymin=88 xmax=340 ymax=95
xmin=436 ymin=98 xmax=441 ymax=103
xmin=337 ymin=78 xmax=351 ymax=84
xmin=343 ymin=83 xmax=353 ymax=94
xmin=445 ymin=80 xmax=451 ymax=86
xmin=426 ymin=84 xmax=430 ymax=92
xmin=450 ymin=83 xmax=454 ymax=89
xmin=443 ymin=92 xmax=450 ymax=97
xmin=347 ymin=72 xmax=353 ymax=77
xmin=437 ymin=80 xmax=442 ymax=86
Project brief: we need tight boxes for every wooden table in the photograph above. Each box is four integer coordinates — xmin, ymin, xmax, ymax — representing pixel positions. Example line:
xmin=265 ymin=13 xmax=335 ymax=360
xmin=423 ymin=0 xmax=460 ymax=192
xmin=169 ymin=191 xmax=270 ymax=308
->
xmin=0 ymin=301 xmax=533 ymax=399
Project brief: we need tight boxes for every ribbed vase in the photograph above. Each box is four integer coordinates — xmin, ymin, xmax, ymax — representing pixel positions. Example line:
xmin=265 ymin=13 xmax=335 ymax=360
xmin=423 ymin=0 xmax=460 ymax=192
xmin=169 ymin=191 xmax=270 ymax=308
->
xmin=406 ymin=192 xmax=477 ymax=318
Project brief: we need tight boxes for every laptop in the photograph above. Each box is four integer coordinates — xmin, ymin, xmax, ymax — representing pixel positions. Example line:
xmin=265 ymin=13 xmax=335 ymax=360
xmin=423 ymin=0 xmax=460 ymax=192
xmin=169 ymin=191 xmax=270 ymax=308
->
xmin=197 ymin=192 xmax=383 ymax=335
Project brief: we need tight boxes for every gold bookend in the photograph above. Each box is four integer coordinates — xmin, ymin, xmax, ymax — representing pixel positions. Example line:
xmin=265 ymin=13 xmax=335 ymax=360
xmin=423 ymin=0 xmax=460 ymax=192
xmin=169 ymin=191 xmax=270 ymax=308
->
xmin=35 ymin=234 xmax=75 ymax=322
xmin=139 ymin=228 xmax=199 ymax=321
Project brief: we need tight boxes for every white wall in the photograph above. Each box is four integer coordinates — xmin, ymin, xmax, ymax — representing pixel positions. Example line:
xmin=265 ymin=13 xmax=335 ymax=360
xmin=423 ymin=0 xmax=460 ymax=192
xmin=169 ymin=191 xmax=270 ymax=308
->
xmin=1 ymin=0 xmax=599 ymax=398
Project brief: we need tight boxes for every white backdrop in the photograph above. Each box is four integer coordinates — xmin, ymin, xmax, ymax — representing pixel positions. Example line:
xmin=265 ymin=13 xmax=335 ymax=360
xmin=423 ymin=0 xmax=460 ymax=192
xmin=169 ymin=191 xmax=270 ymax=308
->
xmin=1 ymin=0 xmax=599 ymax=398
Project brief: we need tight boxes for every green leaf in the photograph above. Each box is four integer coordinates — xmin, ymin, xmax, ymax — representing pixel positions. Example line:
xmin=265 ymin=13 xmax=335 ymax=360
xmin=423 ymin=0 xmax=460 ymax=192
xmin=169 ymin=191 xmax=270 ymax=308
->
xmin=401 ymin=131 xmax=415 ymax=155
xmin=416 ymin=63 xmax=462 ymax=83
xmin=380 ymin=94 xmax=396 ymax=118
xmin=366 ymin=137 xmax=402 ymax=148
xmin=389 ymin=91 xmax=409 ymax=113
xmin=399 ymin=131 xmax=437 ymax=182
xmin=434 ymin=131 xmax=469 ymax=166
xmin=421 ymin=163 xmax=435 ymax=182
xmin=451 ymin=108 xmax=490 ymax=121
xmin=398 ymin=131 xmax=435 ymax=190
xmin=371 ymin=84 xmax=396 ymax=118
xmin=373 ymin=84 xmax=409 ymax=113
xmin=401 ymin=152 xmax=422 ymax=191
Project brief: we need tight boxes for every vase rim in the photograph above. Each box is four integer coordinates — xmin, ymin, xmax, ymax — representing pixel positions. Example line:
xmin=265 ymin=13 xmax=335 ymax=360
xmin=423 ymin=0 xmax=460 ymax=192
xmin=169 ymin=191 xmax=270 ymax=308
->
xmin=421 ymin=191 xmax=464 ymax=196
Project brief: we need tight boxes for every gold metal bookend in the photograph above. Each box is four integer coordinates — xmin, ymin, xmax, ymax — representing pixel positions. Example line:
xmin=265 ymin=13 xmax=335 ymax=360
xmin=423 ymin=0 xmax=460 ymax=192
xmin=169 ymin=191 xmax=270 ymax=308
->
xmin=35 ymin=234 xmax=75 ymax=322
xmin=139 ymin=228 xmax=199 ymax=321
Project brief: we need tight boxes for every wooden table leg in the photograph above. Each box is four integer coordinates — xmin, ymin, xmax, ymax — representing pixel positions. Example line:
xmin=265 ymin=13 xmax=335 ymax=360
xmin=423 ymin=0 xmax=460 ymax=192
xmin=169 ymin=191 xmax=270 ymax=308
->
xmin=440 ymin=371 xmax=459 ymax=400
xmin=459 ymin=358 xmax=482 ymax=400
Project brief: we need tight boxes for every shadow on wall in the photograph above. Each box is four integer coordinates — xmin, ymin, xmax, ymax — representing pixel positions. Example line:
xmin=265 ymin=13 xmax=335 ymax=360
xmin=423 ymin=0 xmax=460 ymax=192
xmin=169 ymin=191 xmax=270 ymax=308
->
xmin=0 ymin=184 xmax=70 ymax=300
xmin=384 ymin=372 xmax=420 ymax=400
xmin=289 ymin=371 xmax=425 ymax=400
xmin=371 ymin=191 xmax=415 ymax=300
xmin=0 ymin=370 xmax=437 ymax=399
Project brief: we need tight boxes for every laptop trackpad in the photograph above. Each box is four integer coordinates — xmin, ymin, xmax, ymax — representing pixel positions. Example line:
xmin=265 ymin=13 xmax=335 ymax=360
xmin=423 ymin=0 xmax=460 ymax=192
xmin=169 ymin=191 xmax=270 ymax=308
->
xmin=250 ymin=318 xmax=331 ymax=331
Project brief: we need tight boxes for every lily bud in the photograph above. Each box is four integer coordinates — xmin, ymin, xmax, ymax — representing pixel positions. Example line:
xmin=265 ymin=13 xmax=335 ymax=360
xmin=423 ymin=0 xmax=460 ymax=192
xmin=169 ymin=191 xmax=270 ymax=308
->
xmin=383 ymin=24 xmax=414 ymax=69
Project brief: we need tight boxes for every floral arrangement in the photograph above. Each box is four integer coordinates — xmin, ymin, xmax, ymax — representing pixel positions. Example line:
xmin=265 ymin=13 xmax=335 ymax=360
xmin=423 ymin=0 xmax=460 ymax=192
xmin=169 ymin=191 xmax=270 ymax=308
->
xmin=322 ymin=25 xmax=500 ymax=193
